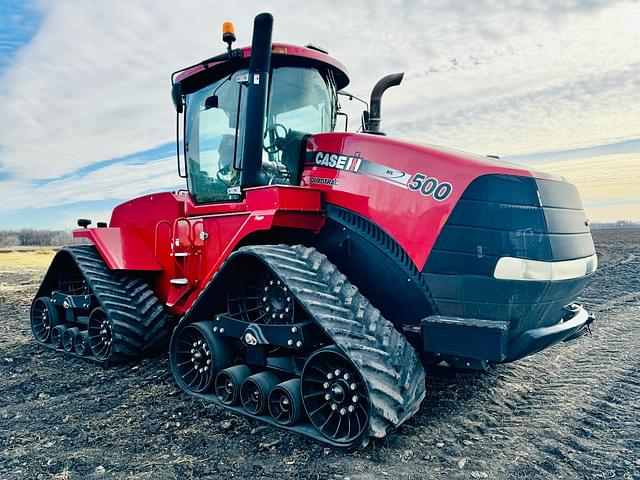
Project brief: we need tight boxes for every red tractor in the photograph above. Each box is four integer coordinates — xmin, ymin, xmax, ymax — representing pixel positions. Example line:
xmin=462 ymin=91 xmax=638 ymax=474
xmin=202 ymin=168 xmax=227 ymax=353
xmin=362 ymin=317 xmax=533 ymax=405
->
xmin=31 ymin=13 xmax=597 ymax=448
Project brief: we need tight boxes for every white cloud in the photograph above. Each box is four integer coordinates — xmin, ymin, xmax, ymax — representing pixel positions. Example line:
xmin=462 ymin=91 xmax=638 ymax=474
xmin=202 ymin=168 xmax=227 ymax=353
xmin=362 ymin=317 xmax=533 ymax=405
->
xmin=0 ymin=0 xmax=638 ymax=224
xmin=2 ymin=0 xmax=639 ymax=180
xmin=0 ymin=156 xmax=179 ymax=214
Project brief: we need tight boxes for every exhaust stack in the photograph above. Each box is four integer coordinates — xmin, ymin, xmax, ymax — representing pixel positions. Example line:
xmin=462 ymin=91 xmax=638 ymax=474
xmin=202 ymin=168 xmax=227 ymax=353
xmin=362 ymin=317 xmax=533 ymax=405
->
xmin=366 ymin=72 xmax=404 ymax=134
xmin=240 ymin=12 xmax=273 ymax=189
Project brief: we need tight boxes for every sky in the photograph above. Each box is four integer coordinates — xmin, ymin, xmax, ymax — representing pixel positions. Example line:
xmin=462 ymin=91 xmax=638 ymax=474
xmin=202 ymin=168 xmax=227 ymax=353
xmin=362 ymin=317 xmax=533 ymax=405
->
xmin=0 ymin=0 xmax=638 ymax=229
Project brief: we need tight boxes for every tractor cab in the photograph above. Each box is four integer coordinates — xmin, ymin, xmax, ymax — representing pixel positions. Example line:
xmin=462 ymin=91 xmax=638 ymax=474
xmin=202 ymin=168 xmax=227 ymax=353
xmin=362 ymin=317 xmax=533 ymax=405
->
xmin=172 ymin=19 xmax=349 ymax=205
xmin=183 ymin=61 xmax=336 ymax=203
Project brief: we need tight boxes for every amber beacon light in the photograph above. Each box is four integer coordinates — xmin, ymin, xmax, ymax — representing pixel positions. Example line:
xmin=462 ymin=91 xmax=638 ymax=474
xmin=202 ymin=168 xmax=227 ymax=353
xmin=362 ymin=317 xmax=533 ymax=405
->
xmin=222 ymin=21 xmax=236 ymax=50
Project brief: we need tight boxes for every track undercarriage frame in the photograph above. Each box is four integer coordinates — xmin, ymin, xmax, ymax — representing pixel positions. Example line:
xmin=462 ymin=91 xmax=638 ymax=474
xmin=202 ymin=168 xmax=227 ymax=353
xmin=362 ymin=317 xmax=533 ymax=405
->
xmin=168 ymin=244 xmax=426 ymax=449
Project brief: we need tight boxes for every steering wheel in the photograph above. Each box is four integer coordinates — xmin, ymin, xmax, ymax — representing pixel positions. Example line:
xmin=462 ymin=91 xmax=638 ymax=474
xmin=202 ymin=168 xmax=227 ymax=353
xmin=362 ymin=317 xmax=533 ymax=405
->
xmin=217 ymin=168 xmax=241 ymax=187
xmin=216 ymin=169 xmax=229 ymax=185
xmin=263 ymin=123 xmax=289 ymax=154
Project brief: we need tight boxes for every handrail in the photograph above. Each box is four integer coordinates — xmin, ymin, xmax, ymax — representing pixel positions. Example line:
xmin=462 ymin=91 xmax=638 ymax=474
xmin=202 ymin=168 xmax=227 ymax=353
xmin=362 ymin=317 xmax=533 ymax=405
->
xmin=154 ymin=220 xmax=172 ymax=258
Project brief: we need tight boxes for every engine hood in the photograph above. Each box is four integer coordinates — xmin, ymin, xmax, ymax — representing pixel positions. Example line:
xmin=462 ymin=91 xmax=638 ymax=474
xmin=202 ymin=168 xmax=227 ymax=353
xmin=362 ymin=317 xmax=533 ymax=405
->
xmin=302 ymin=132 xmax=574 ymax=269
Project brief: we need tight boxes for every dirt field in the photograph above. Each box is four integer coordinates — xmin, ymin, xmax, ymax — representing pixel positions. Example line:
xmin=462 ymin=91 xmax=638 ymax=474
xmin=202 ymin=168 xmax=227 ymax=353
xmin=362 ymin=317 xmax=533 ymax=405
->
xmin=1 ymin=230 xmax=638 ymax=480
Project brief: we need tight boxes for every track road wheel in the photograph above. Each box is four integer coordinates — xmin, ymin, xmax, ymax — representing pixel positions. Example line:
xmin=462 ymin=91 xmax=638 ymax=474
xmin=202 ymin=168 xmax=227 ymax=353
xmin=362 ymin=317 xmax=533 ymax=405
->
xmin=51 ymin=325 xmax=67 ymax=350
xmin=240 ymin=372 xmax=279 ymax=415
xmin=169 ymin=321 xmax=233 ymax=393
xmin=301 ymin=346 xmax=369 ymax=445
xmin=62 ymin=327 xmax=81 ymax=353
xmin=215 ymin=365 xmax=251 ymax=405
xmin=269 ymin=379 xmax=304 ymax=426
xmin=31 ymin=297 xmax=60 ymax=343
xmin=74 ymin=331 xmax=91 ymax=356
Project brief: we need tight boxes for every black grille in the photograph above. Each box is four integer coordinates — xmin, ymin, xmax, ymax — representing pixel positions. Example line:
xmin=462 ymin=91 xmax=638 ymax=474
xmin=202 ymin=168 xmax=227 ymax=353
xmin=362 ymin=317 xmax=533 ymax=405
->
xmin=422 ymin=174 xmax=595 ymax=332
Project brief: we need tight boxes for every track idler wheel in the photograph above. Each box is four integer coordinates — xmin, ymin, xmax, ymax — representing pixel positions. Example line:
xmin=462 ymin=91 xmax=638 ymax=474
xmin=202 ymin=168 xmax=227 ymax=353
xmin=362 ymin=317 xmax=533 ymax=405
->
xmin=170 ymin=321 xmax=233 ymax=393
xmin=30 ymin=297 xmax=60 ymax=343
xmin=240 ymin=371 xmax=279 ymax=415
xmin=88 ymin=308 xmax=113 ymax=361
xmin=215 ymin=365 xmax=251 ymax=405
xmin=74 ymin=331 xmax=91 ymax=356
xmin=50 ymin=325 xmax=68 ymax=350
xmin=62 ymin=327 xmax=81 ymax=353
xmin=268 ymin=378 xmax=304 ymax=426
xmin=301 ymin=346 xmax=370 ymax=444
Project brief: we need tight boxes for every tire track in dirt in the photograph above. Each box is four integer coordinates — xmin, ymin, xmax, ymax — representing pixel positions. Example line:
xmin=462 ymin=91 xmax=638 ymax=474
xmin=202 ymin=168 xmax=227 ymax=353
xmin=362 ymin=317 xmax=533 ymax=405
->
xmin=357 ymin=230 xmax=640 ymax=479
xmin=464 ymin=246 xmax=640 ymax=478
xmin=493 ymin=302 xmax=640 ymax=479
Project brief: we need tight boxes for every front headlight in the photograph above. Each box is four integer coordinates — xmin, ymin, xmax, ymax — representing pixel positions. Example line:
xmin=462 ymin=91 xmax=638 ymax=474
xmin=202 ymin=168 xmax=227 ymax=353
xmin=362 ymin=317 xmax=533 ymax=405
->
xmin=494 ymin=254 xmax=598 ymax=281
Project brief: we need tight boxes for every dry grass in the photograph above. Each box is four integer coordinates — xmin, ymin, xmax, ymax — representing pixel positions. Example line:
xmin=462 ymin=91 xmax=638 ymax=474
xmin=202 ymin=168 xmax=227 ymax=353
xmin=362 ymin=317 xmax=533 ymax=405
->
xmin=0 ymin=248 xmax=56 ymax=270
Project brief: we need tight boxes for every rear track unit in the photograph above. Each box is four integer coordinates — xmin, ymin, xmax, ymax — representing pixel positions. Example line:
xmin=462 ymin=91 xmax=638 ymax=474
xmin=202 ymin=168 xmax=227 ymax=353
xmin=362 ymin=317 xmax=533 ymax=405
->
xmin=30 ymin=245 xmax=171 ymax=365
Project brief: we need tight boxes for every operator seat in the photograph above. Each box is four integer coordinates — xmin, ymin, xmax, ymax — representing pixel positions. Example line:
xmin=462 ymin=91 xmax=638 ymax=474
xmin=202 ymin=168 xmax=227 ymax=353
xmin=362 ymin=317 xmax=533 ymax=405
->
xmin=217 ymin=134 xmax=236 ymax=174
xmin=280 ymin=130 xmax=308 ymax=185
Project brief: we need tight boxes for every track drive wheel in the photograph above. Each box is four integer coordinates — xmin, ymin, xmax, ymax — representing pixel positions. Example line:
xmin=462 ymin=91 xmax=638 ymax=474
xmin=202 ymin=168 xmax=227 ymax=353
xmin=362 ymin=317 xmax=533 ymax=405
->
xmin=169 ymin=321 xmax=233 ymax=393
xmin=30 ymin=297 xmax=60 ymax=343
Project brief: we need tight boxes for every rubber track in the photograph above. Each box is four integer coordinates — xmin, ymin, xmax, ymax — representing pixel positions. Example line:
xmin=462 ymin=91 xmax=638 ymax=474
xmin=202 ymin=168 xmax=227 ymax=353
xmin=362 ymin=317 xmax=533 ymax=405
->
xmin=240 ymin=244 xmax=426 ymax=445
xmin=61 ymin=245 xmax=172 ymax=364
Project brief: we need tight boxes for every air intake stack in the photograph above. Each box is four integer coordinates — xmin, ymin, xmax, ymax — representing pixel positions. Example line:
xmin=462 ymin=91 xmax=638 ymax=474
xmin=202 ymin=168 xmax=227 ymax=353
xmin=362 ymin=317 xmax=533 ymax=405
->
xmin=240 ymin=12 xmax=273 ymax=189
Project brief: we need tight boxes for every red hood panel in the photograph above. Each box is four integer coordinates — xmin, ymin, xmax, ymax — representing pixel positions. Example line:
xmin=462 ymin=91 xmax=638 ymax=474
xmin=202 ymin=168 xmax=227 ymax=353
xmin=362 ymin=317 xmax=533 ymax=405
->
xmin=302 ymin=132 xmax=559 ymax=269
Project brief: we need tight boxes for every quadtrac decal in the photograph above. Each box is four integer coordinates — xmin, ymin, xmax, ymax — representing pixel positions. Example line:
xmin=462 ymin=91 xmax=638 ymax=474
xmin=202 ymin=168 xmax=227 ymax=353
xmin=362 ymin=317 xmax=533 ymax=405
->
xmin=310 ymin=177 xmax=339 ymax=186
xmin=305 ymin=150 xmax=453 ymax=201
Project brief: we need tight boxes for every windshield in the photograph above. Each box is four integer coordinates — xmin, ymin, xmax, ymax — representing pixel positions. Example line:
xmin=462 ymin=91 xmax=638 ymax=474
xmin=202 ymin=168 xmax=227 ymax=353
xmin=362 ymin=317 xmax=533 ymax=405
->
xmin=267 ymin=67 xmax=335 ymax=135
xmin=185 ymin=69 xmax=248 ymax=203
xmin=184 ymin=65 xmax=335 ymax=203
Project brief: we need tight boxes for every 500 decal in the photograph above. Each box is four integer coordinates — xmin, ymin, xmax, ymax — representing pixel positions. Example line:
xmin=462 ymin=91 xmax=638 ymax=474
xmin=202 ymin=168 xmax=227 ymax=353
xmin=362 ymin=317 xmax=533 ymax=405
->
xmin=407 ymin=173 xmax=453 ymax=201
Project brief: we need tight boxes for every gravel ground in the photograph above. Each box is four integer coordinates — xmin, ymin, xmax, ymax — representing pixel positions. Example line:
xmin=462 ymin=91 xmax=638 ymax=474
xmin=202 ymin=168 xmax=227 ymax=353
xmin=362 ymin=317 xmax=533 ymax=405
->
xmin=0 ymin=229 xmax=638 ymax=479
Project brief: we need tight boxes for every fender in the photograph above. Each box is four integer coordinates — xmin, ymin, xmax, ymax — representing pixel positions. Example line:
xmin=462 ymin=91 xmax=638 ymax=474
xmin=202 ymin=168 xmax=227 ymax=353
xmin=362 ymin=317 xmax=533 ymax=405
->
xmin=73 ymin=227 xmax=162 ymax=271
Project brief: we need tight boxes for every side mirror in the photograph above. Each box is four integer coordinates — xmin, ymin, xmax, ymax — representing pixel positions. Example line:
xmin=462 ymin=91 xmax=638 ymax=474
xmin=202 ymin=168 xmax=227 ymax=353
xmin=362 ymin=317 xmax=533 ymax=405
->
xmin=172 ymin=82 xmax=184 ymax=113
xmin=204 ymin=95 xmax=219 ymax=110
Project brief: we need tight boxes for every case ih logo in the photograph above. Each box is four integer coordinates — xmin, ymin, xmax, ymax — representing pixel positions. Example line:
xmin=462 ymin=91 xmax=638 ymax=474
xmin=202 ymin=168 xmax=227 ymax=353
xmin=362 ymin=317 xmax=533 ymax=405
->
xmin=313 ymin=151 xmax=363 ymax=172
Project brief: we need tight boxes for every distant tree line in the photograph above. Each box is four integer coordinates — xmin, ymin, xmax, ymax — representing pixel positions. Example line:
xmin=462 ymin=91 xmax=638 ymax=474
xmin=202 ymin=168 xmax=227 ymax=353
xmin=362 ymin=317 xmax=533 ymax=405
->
xmin=590 ymin=220 xmax=640 ymax=229
xmin=0 ymin=229 xmax=74 ymax=247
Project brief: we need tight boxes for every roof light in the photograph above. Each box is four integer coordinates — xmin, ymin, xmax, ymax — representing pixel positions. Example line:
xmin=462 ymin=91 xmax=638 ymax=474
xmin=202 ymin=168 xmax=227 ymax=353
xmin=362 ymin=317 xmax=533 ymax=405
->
xmin=494 ymin=254 xmax=598 ymax=281
xmin=222 ymin=21 xmax=236 ymax=49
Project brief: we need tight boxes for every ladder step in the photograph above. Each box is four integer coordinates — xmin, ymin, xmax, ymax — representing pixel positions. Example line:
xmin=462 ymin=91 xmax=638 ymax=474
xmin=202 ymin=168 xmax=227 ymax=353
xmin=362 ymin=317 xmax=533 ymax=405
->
xmin=170 ymin=278 xmax=189 ymax=286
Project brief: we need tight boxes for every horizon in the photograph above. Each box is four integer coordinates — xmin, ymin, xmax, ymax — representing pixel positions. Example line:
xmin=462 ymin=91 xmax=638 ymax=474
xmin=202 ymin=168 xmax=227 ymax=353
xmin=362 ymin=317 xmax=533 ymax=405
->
xmin=3 ymin=219 xmax=640 ymax=235
xmin=1 ymin=1 xmax=639 ymax=229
